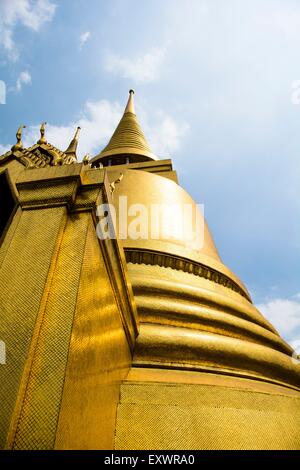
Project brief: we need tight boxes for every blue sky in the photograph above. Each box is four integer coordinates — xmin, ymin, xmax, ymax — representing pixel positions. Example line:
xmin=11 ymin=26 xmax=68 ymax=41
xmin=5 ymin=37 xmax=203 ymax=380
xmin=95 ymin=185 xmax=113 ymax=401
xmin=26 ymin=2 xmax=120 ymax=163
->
xmin=0 ymin=0 xmax=299 ymax=348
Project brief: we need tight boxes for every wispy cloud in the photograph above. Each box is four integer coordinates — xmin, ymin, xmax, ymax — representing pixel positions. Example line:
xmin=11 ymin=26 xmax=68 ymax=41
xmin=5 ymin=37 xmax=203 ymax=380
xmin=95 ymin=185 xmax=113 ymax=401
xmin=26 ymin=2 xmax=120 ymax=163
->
xmin=79 ymin=31 xmax=91 ymax=50
xmin=0 ymin=144 xmax=11 ymax=155
xmin=16 ymin=71 xmax=32 ymax=91
xmin=257 ymin=294 xmax=300 ymax=345
xmin=23 ymin=99 xmax=124 ymax=157
xmin=0 ymin=0 xmax=56 ymax=61
xmin=144 ymin=111 xmax=189 ymax=156
xmin=257 ymin=7 xmax=300 ymax=38
xmin=104 ymin=46 xmax=168 ymax=84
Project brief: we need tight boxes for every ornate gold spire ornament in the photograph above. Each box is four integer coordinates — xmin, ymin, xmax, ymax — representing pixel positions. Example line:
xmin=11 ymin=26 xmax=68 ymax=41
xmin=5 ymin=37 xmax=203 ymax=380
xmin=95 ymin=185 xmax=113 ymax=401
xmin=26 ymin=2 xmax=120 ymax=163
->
xmin=110 ymin=172 xmax=124 ymax=194
xmin=37 ymin=122 xmax=47 ymax=145
xmin=82 ymin=154 xmax=90 ymax=165
xmin=65 ymin=126 xmax=81 ymax=162
xmin=11 ymin=125 xmax=26 ymax=151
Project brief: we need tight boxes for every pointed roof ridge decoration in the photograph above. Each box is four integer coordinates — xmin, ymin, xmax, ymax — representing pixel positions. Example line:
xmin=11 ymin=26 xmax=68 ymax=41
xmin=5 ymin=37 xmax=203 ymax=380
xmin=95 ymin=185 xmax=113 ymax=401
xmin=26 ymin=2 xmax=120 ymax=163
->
xmin=11 ymin=124 xmax=26 ymax=152
xmin=37 ymin=122 xmax=47 ymax=144
xmin=65 ymin=126 xmax=81 ymax=160
xmin=96 ymin=90 xmax=157 ymax=161
xmin=2 ymin=121 xmax=83 ymax=168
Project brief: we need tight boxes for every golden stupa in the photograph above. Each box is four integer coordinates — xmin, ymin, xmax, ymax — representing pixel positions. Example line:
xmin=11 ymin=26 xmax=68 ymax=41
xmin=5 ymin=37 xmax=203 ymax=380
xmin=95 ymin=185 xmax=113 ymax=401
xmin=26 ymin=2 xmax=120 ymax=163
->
xmin=0 ymin=91 xmax=299 ymax=450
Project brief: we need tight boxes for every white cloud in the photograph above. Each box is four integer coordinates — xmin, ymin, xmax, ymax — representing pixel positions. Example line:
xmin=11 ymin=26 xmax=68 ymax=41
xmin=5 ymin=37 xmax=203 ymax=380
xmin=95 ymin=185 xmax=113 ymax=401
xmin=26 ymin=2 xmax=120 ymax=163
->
xmin=257 ymin=295 xmax=300 ymax=345
xmin=257 ymin=8 xmax=300 ymax=39
xmin=0 ymin=144 xmax=11 ymax=155
xmin=104 ymin=46 xmax=167 ymax=84
xmin=0 ymin=0 xmax=56 ymax=61
xmin=23 ymin=99 xmax=124 ymax=157
xmin=79 ymin=31 xmax=91 ymax=50
xmin=18 ymin=97 xmax=188 ymax=159
xmin=144 ymin=111 xmax=189 ymax=156
xmin=16 ymin=71 xmax=32 ymax=91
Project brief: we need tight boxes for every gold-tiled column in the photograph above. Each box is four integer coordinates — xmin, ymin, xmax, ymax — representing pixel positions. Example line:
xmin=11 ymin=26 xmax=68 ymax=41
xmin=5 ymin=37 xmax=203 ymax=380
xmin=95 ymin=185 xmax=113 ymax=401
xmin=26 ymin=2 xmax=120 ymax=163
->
xmin=9 ymin=212 xmax=90 ymax=449
xmin=0 ymin=207 xmax=22 ymax=269
xmin=0 ymin=207 xmax=66 ymax=448
xmin=54 ymin=216 xmax=132 ymax=449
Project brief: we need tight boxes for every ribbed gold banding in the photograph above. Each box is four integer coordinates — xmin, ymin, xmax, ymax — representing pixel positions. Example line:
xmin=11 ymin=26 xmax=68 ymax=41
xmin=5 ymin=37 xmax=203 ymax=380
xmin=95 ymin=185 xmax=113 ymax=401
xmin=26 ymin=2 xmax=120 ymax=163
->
xmin=128 ymin=267 xmax=277 ymax=333
xmin=134 ymin=324 xmax=300 ymax=391
xmin=136 ymin=296 xmax=292 ymax=355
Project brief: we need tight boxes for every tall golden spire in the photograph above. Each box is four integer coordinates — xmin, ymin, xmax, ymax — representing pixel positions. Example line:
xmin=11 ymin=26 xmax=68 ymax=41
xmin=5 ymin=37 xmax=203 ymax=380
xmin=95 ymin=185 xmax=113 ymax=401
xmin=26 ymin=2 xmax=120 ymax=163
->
xmin=65 ymin=126 xmax=81 ymax=160
xmin=96 ymin=90 xmax=157 ymax=161
xmin=124 ymin=89 xmax=135 ymax=113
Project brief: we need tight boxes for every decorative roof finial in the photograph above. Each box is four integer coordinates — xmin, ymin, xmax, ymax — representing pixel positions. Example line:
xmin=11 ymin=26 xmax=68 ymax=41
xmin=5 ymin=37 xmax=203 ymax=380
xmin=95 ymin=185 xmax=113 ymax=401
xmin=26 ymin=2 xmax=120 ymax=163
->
xmin=124 ymin=89 xmax=135 ymax=114
xmin=110 ymin=173 xmax=124 ymax=195
xmin=74 ymin=126 xmax=81 ymax=141
xmin=82 ymin=154 xmax=90 ymax=165
xmin=65 ymin=126 xmax=81 ymax=161
xmin=37 ymin=122 xmax=47 ymax=144
xmin=11 ymin=124 xmax=26 ymax=151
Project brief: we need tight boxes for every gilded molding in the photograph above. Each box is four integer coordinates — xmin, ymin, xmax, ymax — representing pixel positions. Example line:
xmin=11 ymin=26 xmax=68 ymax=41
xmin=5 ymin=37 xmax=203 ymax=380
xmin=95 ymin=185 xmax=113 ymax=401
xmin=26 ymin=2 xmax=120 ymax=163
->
xmin=96 ymin=186 xmax=139 ymax=350
xmin=125 ymin=248 xmax=249 ymax=300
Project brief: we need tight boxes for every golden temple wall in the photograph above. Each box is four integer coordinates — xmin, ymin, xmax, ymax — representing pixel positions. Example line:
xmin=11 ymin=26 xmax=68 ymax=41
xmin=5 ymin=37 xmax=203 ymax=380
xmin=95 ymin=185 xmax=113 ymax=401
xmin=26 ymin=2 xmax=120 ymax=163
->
xmin=115 ymin=369 xmax=300 ymax=450
xmin=0 ymin=164 xmax=138 ymax=450
xmin=0 ymin=154 xmax=299 ymax=450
